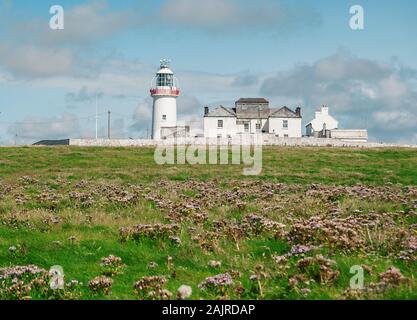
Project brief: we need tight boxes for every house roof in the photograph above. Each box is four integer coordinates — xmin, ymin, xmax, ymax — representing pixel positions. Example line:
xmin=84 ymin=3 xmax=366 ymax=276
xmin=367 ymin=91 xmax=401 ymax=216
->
xmin=236 ymin=108 xmax=271 ymax=119
xmin=236 ymin=98 xmax=269 ymax=104
xmin=206 ymin=105 xmax=301 ymax=119
xmin=269 ymin=107 xmax=301 ymax=118
xmin=205 ymin=105 xmax=236 ymax=117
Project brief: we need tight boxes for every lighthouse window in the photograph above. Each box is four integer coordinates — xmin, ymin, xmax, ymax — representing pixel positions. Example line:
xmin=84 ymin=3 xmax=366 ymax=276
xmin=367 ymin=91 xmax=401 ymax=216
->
xmin=162 ymin=115 xmax=167 ymax=121
xmin=157 ymin=74 xmax=174 ymax=87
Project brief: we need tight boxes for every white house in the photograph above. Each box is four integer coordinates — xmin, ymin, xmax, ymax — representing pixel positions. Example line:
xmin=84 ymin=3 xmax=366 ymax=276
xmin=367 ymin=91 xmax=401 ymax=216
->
xmin=204 ymin=98 xmax=302 ymax=138
xmin=305 ymin=106 xmax=338 ymax=137
xmin=306 ymin=105 xmax=368 ymax=142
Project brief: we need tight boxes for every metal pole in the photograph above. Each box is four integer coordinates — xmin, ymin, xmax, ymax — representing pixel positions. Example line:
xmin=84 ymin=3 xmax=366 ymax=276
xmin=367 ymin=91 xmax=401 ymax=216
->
xmin=108 ymin=110 xmax=111 ymax=139
xmin=95 ymin=94 xmax=98 ymax=139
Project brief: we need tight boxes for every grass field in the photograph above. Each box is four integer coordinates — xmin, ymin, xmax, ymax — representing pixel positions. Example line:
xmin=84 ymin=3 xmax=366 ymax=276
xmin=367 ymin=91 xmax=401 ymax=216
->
xmin=0 ymin=146 xmax=416 ymax=300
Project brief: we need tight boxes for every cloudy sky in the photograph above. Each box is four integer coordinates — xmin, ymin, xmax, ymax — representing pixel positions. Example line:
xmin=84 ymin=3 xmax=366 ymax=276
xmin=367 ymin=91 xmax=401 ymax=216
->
xmin=0 ymin=0 xmax=416 ymax=144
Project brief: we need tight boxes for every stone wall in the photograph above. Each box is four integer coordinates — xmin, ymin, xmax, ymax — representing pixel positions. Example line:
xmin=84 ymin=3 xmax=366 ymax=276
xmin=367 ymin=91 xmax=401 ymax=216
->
xmin=69 ymin=137 xmax=417 ymax=148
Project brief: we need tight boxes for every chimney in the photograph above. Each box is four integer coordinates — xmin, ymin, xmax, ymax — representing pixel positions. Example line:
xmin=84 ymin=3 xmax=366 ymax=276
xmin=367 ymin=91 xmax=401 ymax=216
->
xmin=295 ymin=107 xmax=301 ymax=117
xmin=204 ymin=106 xmax=209 ymax=116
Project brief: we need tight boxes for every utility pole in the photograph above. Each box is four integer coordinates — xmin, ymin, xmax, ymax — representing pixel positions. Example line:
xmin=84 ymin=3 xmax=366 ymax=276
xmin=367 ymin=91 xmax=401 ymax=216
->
xmin=95 ymin=94 xmax=99 ymax=139
xmin=107 ymin=110 xmax=111 ymax=139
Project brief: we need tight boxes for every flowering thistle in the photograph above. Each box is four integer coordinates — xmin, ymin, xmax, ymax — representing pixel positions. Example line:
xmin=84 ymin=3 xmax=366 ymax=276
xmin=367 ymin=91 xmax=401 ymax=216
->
xmin=88 ymin=276 xmax=113 ymax=295
xmin=119 ymin=223 xmax=179 ymax=242
xmin=378 ymin=267 xmax=408 ymax=287
xmin=297 ymin=255 xmax=340 ymax=284
xmin=271 ymin=255 xmax=287 ymax=264
xmin=289 ymin=245 xmax=315 ymax=256
xmin=133 ymin=276 xmax=169 ymax=300
xmin=0 ymin=265 xmax=81 ymax=300
xmin=169 ymin=236 xmax=182 ymax=246
xmin=100 ymin=255 xmax=125 ymax=276
xmin=198 ymin=273 xmax=233 ymax=297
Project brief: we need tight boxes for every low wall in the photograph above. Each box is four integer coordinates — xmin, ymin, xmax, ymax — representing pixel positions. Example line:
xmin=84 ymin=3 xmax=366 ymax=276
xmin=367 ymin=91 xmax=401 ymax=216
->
xmin=69 ymin=137 xmax=417 ymax=148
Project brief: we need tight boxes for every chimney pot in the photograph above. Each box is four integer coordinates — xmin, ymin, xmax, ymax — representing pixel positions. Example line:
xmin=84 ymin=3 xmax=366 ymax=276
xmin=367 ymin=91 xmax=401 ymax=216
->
xmin=204 ymin=106 xmax=209 ymax=116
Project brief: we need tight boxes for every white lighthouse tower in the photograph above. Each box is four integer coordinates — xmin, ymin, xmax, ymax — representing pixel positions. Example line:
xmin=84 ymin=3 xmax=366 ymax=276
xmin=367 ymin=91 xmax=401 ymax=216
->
xmin=150 ymin=59 xmax=180 ymax=140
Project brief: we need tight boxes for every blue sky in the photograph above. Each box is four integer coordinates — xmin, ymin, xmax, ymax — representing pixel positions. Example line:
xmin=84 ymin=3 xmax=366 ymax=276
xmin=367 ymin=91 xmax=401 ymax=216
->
xmin=0 ymin=0 xmax=416 ymax=144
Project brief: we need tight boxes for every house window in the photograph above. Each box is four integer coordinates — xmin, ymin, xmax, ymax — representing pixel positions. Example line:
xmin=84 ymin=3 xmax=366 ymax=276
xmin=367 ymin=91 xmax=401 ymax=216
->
xmin=284 ymin=134 xmax=289 ymax=138
xmin=283 ymin=120 xmax=288 ymax=129
xmin=217 ymin=120 xmax=223 ymax=128
xmin=162 ymin=115 xmax=167 ymax=121
xmin=244 ymin=123 xmax=249 ymax=132
xmin=256 ymin=123 xmax=261 ymax=132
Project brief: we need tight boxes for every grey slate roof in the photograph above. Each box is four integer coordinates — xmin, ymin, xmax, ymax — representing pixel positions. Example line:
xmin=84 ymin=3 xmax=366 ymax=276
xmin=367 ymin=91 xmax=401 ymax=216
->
xmin=205 ymin=105 xmax=236 ymax=117
xmin=236 ymin=98 xmax=269 ymax=104
xmin=205 ymin=105 xmax=301 ymax=119
xmin=269 ymin=106 xmax=301 ymax=118
xmin=236 ymin=108 xmax=271 ymax=119
xmin=33 ymin=139 xmax=70 ymax=146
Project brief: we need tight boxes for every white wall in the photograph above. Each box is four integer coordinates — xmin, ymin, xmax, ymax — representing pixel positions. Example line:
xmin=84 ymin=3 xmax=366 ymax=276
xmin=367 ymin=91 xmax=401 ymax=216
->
xmin=152 ymin=96 xmax=177 ymax=140
xmin=204 ymin=117 xmax=272 ymax=137
xmin=204 ymin=117 xmax=237 ymax=138
xmin=330 ymin=129 xmax=368 ymax=142
xmin=307 ymin=107 xmax=338 ymax=135
xmin=268 ymin=118 xmax=302 ymax=137
xmin=204 ymin=117 xmax=301 ymax=137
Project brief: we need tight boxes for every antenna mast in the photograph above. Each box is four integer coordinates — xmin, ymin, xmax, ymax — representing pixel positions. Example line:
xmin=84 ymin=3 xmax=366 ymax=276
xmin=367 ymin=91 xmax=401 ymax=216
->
xmin=95 ymin=94 xmax=98 ymax=139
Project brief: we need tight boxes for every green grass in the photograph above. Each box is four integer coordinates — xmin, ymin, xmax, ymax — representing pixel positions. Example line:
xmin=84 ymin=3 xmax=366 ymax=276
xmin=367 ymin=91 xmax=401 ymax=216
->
xmin=0 ymin=146 xmax=416 ymax=300
xmin=0 ymin=146 xmax=416 ymax=185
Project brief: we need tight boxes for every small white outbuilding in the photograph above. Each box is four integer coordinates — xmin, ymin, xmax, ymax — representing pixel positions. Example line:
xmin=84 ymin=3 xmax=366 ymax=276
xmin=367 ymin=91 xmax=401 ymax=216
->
xmin=305 ymin=106 xmax=338 ymax=137
xmin=306 ymin=105 xmax=368 ymax=142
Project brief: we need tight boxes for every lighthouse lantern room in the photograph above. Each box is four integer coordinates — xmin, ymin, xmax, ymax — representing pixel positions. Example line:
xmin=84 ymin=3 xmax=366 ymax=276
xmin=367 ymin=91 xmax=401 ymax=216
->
xmin=150 ymin=59 xmax=180 ymax=140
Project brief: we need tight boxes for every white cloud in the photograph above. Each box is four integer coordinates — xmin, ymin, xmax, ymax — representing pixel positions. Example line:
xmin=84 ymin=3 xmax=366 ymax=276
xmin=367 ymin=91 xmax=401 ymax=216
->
xmin=373 ymin=111 xmax=417 ymax=129
xmin=0 ymin=1 xmax=143 ymax=79
xmin=45 ymin=1 xmax=142 ymax=45
xmin=0 ymin=45 xmax=75 ymax=78
xmin=8 ymin=113 xmax=82 ymax=142
xmin=379 ymin=75 xmax=408 ymax=98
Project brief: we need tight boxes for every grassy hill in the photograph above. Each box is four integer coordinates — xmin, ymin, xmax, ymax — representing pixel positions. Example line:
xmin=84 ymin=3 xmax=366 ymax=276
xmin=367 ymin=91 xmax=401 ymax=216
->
xmin=0 ymin=146 xmax=416 ymax=300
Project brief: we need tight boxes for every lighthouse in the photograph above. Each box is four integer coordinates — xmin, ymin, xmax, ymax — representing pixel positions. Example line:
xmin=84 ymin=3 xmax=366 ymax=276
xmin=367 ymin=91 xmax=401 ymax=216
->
xmin=150 ymin=59 xmax=180 ymax=140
